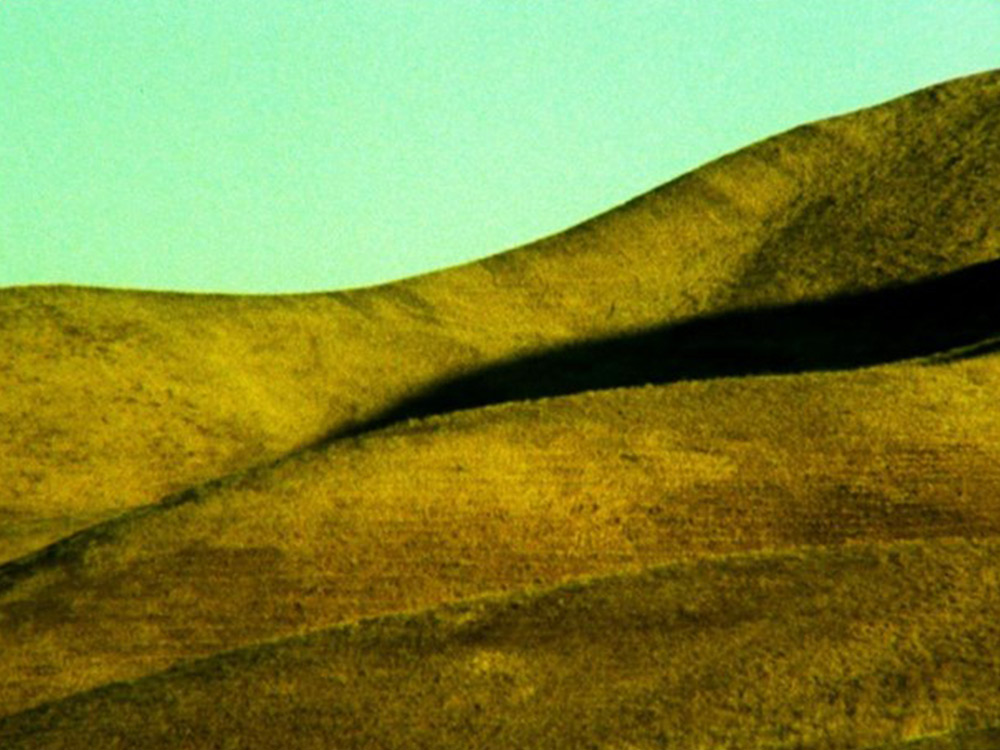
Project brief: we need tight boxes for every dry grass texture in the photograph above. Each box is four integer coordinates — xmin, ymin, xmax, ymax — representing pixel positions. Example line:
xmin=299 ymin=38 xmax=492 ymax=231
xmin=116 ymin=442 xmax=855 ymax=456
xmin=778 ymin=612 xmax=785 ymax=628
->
xmin=5 ymin=537 xmax=1000 ymax=749
xmin=3 ymin=71 xmax=998 ymax=562
xmin=2 ymin=70 xmax=1000 ymax=747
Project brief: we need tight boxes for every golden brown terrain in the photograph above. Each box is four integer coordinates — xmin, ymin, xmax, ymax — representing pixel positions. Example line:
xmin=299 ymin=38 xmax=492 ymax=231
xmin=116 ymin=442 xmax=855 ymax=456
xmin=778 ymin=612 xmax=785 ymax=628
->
xmin=2 ymin=70 xmax=1000 ymax=747
xmin=3 ymin=69 xmax=997 ymax=563
xmin=5 ymin=537 xmax=1000 ymax=749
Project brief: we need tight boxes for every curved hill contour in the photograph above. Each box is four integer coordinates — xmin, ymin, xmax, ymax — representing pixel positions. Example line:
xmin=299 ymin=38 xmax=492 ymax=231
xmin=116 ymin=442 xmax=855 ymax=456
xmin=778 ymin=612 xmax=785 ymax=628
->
xmin=2 ymin=70 xmax=999 ymax=562
xmin=3 ymin=353 xmax=1000 ymax=715
xmin=4 ymin=536 xmax=1000 ymax=749
xmin=2 ymin=70 xmax=1000 ymax=747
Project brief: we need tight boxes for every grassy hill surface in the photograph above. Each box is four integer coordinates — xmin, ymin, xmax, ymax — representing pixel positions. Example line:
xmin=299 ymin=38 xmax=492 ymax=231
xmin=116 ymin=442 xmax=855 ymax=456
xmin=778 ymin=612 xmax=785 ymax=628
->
xmin=2 ymin=355 xmax=1000 ymax=716
xmin=2 ymin=70 xmax=998 ymax=563
xmin=3 ymin=537 xmax=999 ymax=749
xmin=2 ymin=70 xmax=1000 ymax=747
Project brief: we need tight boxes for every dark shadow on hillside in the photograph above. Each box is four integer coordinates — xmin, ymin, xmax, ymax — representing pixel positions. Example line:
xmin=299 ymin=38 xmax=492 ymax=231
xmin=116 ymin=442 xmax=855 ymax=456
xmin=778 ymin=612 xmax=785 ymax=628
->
xmin=333 ymin=258 xmax=1000 ymax=439
xmin=927 ymin=335 xmax=1000 ymax=363
xmin=3 ymin=259 xmax=1000 ymax=592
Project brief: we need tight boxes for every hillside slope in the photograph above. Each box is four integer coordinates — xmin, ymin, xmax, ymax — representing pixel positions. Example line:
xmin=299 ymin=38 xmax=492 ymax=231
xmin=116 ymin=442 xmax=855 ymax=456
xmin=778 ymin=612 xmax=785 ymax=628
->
xmin=3 ymin=70 xmax=1000 ymax=747
xmin=3 ymin=536 xmax=999 ymax=749
xmin=3 ymin=350 xmax=1000 ymax=715
xmin=3 ymin=70 xmax=999 ymax=562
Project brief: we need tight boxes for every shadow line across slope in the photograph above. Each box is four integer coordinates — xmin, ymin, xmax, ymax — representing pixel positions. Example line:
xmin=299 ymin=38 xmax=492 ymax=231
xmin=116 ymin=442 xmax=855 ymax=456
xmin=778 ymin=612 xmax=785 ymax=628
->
xmin=330 ymin=257 xmax=1000 ymax=440
xmin=2 ymin=258 xmax=999 ymax=594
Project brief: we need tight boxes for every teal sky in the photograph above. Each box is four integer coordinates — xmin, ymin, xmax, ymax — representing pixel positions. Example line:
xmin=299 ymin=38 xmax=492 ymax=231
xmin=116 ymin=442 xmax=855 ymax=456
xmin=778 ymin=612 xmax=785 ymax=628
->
xmin=2 ymin=2 xmax=999 ymax=293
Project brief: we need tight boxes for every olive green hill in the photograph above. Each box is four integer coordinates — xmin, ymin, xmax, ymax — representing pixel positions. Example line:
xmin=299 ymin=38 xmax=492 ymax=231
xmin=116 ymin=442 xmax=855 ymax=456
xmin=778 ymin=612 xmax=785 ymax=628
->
xmin=3 ymin=536 xmax=999 ymax=749
xmin=3 ymin=351 xmax=1000 ymax=716
xmin=3 ymin=70 xmax=999 ymax=562
xmin=3 ymin=70 xmax=1000 ymax=747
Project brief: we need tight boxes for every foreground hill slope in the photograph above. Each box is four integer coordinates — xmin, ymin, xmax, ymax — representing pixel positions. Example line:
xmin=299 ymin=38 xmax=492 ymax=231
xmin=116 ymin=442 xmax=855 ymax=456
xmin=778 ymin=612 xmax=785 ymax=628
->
xmin=4 ymin=70 xmax=1000 ymax=746
xmin=3 ymin=70 xmax=1000 ymax=562
xmin=3 ymin=536 xmax=999 ymax=749
xmin=3 ymin=350 xmax=1000 ymax=715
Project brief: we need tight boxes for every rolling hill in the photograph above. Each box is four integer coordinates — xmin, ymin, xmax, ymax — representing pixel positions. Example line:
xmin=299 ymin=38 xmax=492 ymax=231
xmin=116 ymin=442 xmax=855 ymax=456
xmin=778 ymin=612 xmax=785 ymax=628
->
xmin=2 ymin=69 xmax=998 ymax=563
xmin=2 ymin=355 xmax=1000 ymax=718
xmin=2 ymin=69 xmax=1000 ymax=748
xmin=4 ymin=536 xmax=1000 ymax=749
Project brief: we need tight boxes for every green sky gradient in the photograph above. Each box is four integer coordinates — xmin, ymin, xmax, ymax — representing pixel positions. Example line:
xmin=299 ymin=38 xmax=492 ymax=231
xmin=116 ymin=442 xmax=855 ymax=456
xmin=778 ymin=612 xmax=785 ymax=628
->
xmin=2 ymin=1 xmax=999 ymax=293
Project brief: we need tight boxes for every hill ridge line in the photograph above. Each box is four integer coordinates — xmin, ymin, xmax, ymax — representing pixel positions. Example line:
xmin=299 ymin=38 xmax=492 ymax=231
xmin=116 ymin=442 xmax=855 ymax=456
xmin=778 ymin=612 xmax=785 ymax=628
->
xmin=3 ymin=69 xmax=999 ymax=565
xmin=4 ymin=255 xmax=1000 ymax=583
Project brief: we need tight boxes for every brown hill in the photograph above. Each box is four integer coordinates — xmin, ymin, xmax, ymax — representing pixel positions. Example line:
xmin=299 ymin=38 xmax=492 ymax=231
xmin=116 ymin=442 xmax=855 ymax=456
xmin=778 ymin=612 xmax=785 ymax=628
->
xmin=2 ymin=536 xmax=999 ymax=749
xmin=2 ymin=70 xmax=999 ymax=562
xmin=2 ymin=352 xmax=1000 ymax=716
xmin=2 ymin=70 xmax=1000 ymax=746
